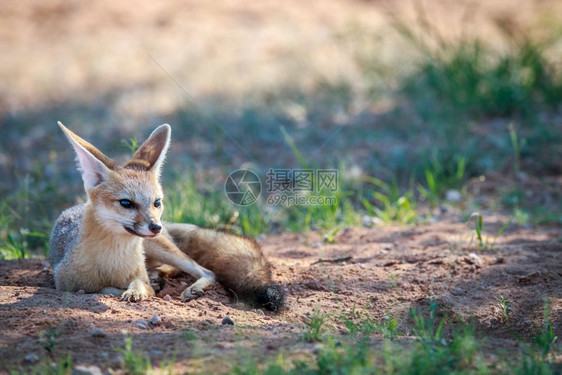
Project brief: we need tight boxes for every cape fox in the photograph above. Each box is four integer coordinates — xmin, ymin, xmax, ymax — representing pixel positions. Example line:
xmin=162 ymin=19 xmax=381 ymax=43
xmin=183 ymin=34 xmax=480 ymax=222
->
xmin=49 ymin=122 xmax=285 ymax=311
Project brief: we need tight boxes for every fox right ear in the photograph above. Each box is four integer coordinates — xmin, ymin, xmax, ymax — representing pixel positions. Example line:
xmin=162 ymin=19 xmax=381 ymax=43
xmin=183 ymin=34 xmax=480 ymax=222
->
xmin=124 ymin=124 xmax=171 ymax=179
xmin=58 ymin=122 xmax=115 ymax=190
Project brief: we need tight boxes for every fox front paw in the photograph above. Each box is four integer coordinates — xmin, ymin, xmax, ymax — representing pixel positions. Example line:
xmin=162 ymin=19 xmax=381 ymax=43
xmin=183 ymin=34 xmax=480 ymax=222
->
xmin=121 ymin=288 xmax=149 ymax=302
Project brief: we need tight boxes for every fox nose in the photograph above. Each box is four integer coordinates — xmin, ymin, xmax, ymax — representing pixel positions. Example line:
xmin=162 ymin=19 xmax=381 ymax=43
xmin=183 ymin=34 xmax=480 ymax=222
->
xmin=149 ymin=222 xmax=162 ymax=234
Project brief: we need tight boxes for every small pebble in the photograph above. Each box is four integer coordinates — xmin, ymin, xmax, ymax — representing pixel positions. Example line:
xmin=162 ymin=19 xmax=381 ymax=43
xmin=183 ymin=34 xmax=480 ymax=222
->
xmin=163 ymin=294 xmax=172 ymax=301
xmin=71 ymin=365 xmax=103 ymax=375
xmin=221 ymin=316 xmax=235 ymax=325
xmin=149 ymin=349 xmax=164 ymax=356
xmin=150 ymin=315 xmax=162 ymax=326
xmin=372 ymin=217 xmax=384 ymax=225
xmin=255 ymin=309 xmax=265 ymax=316
xmin=362 ymin=215 xmax=374 ymax=228
xmin=311 ymin=343 xmax=324 ymax=354
xmin=468 ymin=253 xmax=483 ymax=267
xmin=91 ymin=328 xmax=107 ymax=337
xmin=76 ymin=289 xmax=85 ymax=295
xmin=23 ymin=353 xmax=39 ymax=364
xmin=216 ymin=342 xmax=235 ymax=350
xmin=111 ymin=355 xmax=123 ymax=368
xmin=305 ymin=280 xmax=323 ymax=291
xmin=445 ymin=190 xmax=462 ymax=202
xmin=135 ymin=320 xmax=148 ymax=329
xmin=383 ymin=260 xmax=399 ymax=267
xmin=451 ymin=287 xmax=464 ymax=296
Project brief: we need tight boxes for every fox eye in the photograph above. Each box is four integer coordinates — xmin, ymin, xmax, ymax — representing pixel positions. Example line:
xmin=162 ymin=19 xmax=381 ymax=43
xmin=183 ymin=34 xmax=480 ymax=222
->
xmin=154 ymin=199 xmax=161 ymax=208
xmin=119 ymin=199 xmax=134 ymax=209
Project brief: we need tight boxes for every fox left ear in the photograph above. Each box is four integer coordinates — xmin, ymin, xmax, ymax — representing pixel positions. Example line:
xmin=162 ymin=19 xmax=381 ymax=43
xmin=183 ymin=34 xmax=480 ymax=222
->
xmin=58 ymin=122 xmax=116 ymax=191
xmin=124 ymin=124 xmax=171 ymax=178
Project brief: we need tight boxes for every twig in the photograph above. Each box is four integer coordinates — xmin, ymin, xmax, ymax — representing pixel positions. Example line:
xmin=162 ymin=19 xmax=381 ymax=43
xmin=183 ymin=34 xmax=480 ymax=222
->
xmin=310 ymin=256 xmax=352 ymax=266
xmin=229 ymin=289 xmax=239 ymax=304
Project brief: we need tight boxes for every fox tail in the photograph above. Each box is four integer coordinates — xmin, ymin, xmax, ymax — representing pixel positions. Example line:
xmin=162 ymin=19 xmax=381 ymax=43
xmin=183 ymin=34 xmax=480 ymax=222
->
xmin=165 ymin=224 xmax=286 ymax=311
xmin=234 ymin=282 xmax=285 ymax=312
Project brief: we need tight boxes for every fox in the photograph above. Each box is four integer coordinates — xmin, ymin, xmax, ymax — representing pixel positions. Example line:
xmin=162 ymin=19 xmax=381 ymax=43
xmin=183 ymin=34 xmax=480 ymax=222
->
xmin=49 ymin=122 xmax=285 ymax=311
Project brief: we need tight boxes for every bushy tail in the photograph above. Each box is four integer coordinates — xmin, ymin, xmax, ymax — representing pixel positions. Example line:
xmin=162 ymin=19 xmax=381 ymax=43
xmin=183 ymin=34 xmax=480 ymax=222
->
xmin=251 ymin=284 xmax=286 ymax=312
xmin=165 ymin=223 xmax=286 ymax=312
xmin=220 ymin=277 xmax=286 ymax=312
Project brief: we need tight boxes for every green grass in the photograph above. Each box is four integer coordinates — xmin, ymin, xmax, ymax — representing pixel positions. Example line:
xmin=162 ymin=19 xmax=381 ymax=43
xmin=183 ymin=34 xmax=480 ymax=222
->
xmin=383 ymin=14 xmax=562 ymax=179
xmin=394 ymin=20 xmax=562 ymax=119
xmin=21 ymin=312 xmax=559 ymax=375
xmin=230 ymin=303 xmax=559 ymax=375
xmin=278 ymin=129 xmax=361 ymax=232
xmin=114 ymin=336 xmax=152 ymax=375
xmin=37 ymin=354 xmax=72 ymax=375
xmin=361 ymin=176 xmax=417 ymax=225
xmin=304 ymin=312 xmax=330 ymax=343
xmin=0 ymin=182 xmax=54 ymax=260
xmin=0 ymin=13 xmax=560 ymax=259
xmin=496 ymin=295 xmax=512 ymax=323
xmin=467 ymin=212 xmax=510 ymax=251
xmin=0 ymin=156 xmax=73 ymax=259
xmin=516 ymin=302 xmax=558 ymax=375
xmin=40 ymin=326 xmax=61 ymax=354
xmin=10 ymin=354 xmax=73 ymax=375
xmin=418 ymin=155 xmax=466 ymax=208
xmin=337 ymin=306 xmax=399 ymax=339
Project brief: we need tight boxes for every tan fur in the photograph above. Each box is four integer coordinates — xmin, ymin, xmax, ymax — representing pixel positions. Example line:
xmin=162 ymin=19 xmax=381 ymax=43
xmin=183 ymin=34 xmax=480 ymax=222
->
xmin=58 ymin=124 xmax=116 ymax=169
xmin=51 ymin=123 xmax=283 ymax=309
xmin=163 ymin=224 xmax=273 ymax=300
xmin=144 ymin=232 xmax=215 ymax=300
xmin=50 ymin=123 xmax=175 ymax=301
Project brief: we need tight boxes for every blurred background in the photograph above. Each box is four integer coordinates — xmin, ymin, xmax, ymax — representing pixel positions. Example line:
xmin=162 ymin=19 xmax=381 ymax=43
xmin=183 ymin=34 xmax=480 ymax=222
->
xmin=1 ymin=0 xmax=561 ymax=258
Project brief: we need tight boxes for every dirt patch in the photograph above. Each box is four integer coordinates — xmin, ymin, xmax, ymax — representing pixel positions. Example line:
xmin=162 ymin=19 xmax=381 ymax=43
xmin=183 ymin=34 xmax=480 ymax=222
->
xmin=1 ymin=216 xmax=561 ymax=372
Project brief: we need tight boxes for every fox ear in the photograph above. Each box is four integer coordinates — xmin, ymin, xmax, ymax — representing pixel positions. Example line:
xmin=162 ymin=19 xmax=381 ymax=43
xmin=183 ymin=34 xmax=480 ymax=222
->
xmin=58 ymin=122 xmax=115 ymax=190
xmin=125 ymin=124 xmax=171 ymax=179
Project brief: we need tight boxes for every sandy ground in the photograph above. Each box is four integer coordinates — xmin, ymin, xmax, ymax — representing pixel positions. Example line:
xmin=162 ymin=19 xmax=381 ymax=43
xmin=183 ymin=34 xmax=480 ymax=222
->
xmin=1 ymin=213 xmax=561 ymax=372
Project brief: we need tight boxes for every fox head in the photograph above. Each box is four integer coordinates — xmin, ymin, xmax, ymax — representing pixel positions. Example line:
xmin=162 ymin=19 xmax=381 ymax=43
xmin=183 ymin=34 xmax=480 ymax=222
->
xmin=59 ymin=122 xmax=171 ymax=238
